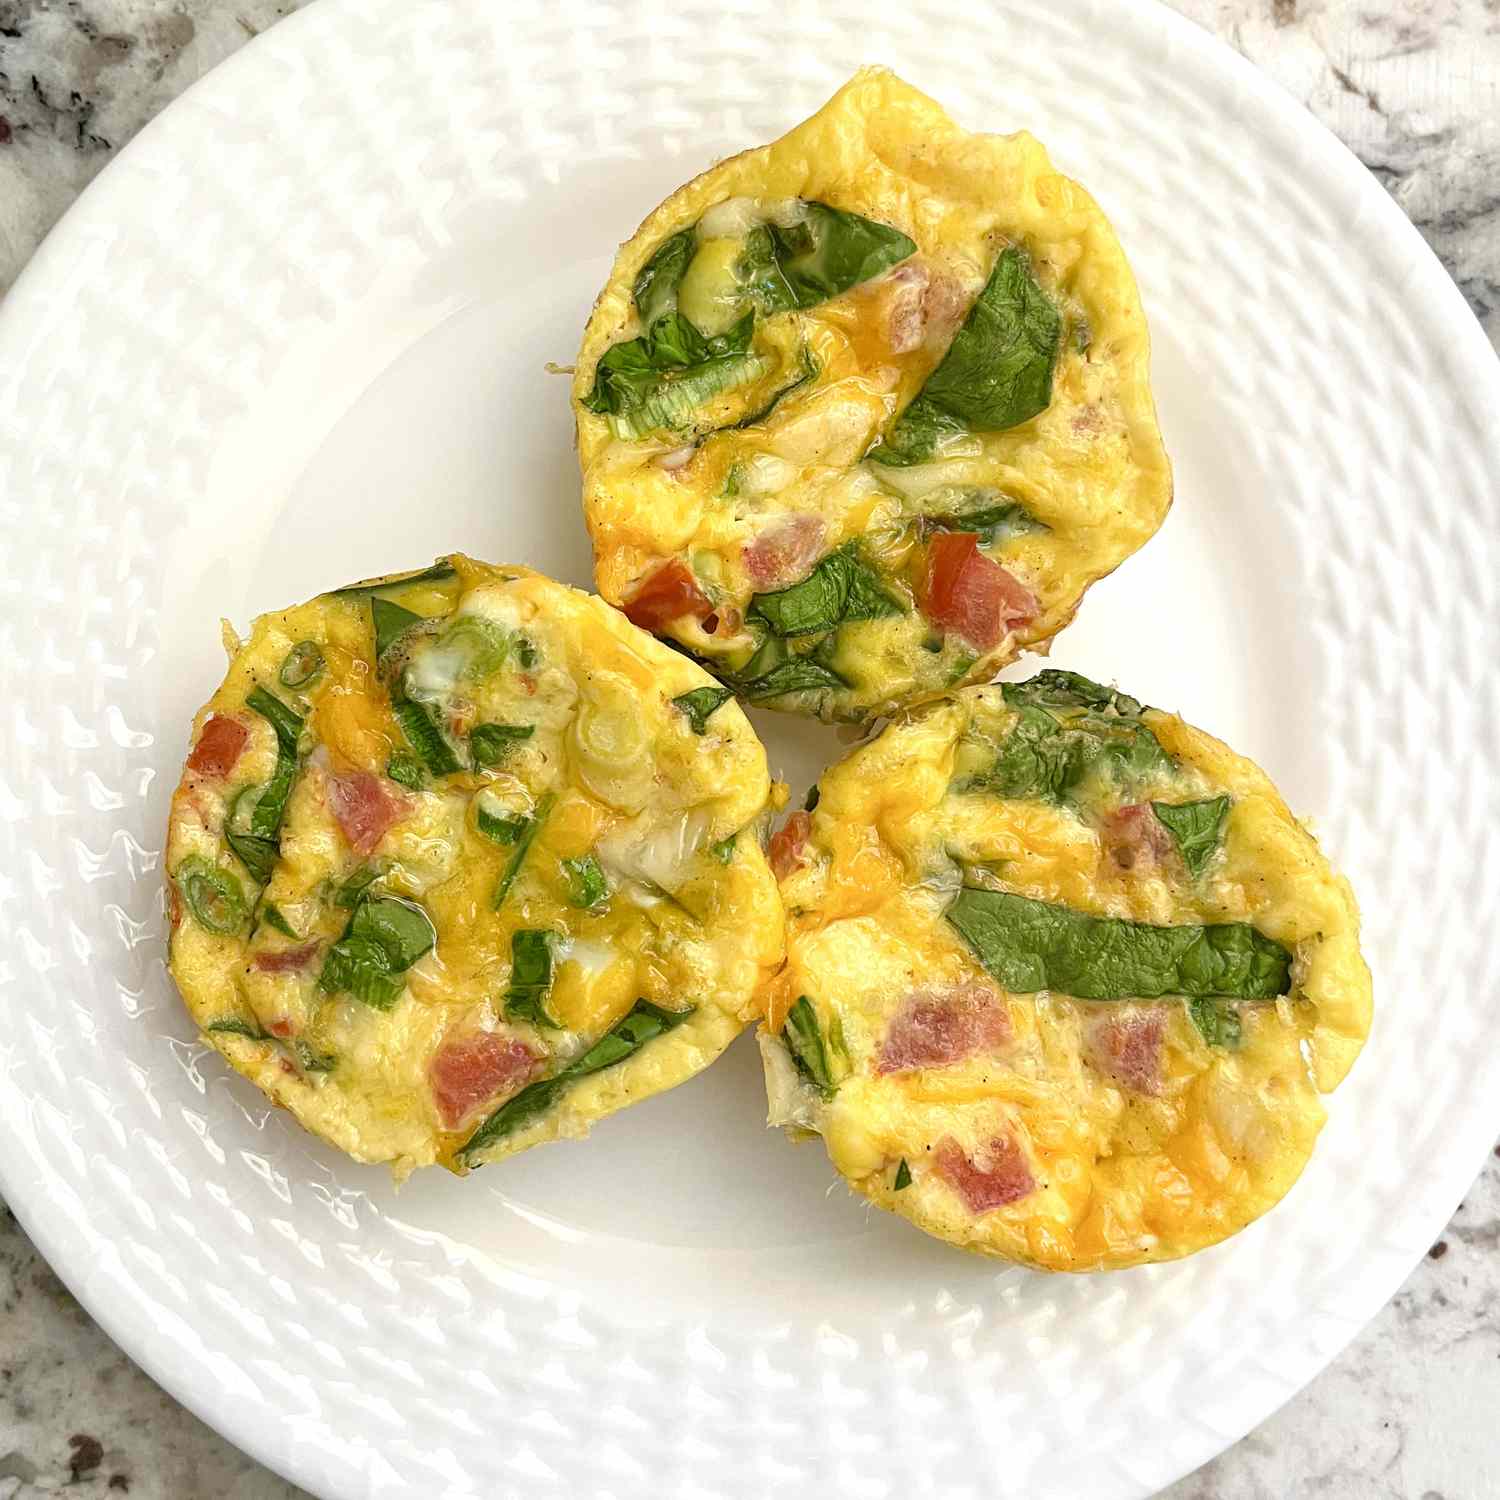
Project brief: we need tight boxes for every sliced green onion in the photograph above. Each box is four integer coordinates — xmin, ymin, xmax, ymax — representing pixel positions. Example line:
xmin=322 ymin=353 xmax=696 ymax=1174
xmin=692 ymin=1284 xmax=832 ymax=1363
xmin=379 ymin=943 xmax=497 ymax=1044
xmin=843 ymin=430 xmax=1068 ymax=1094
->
xmin=493 ymin=793 xmax=554 ymax=910
xmin=175 ymin=856 xmax=248 ymax=935
xmin=278 ymin=640 xmax=324 ymax=689
xmin=470 ymin=722 xmax=534 ymax=768
xmin=394 ymin=698 xmax=461 ymax=777
xmin=561 ymin=854 xmax=610 ymax=909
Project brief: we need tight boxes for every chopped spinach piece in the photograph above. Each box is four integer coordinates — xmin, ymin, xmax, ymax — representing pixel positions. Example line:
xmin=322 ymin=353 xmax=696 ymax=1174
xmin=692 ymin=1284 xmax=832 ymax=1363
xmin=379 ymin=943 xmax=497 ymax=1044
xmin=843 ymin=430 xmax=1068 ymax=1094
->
xmin=741 ymin=202 xmax=915 ymax=315
xmin=329 ymin=560 xmax=456 ymax=597
xmin=1152 ymin=797 xmax=1232 ymax=879
xmin=964 ymin=672 xmax=1170 ymax=803
xmin=318 ymin=896 xmax=435 ymax=1010
xmin=278 ymin=640 xmax=324 ymax=690
xmin=295 ymin=1040 xmax=338 ymax=1073
xmin=393 ymin=698 xmax=461 ymax=777
xmin=175 ymin=856 xmax=247 ymax=936
xmin=333 ymin=865 xmax=379 ymax=908
xmin=1188 ymin=997 xmax=1243 ymax=1050
xmin=634 ymin=228 xmax=696 ymax=326
xmin=783 ymin=995 xmax=837 ymax=1097
xmin=917 ymin=491 xmax=1042 ymax=544
xmin=1002 ymin=670 xmax=1146 ymax=718
xmin=457 ymin=999 xmax=696 ymax=1165
xmin=259 ymin=903 xmax=298 ymax=939
xmin=476 ymin=803 xmax=529 ymax=846
xmin=583 ymin=310 xmax=766 ymax=440
xmin=206 ymin=1016 xmax=270 ymax=1041
xmin=749 ymin=543 xmax=903 ymax=638
xmin=225 ymin=828 xmax=278 ymax=886
xmin=741 ymin=655 xmax=847 ymax=702
xmin=560 ymin=854 xmax=610 ymax=910
xmin=245 ymin=687 xmax=304 ymax=839
xmin=372 ymin=596 xmax=423 ymax=661
xmin=671 ymin=685 xmax=735 ymax=735
xmin=470 ymin=721 xmax=534 ymax=768
xmin=503 ymin=929 xmax=558 ymax=1029
xmin=493 ymin=793 xmax=554 ymax=910
xmin=946 ymin=888 xmax=1292 ymax=1001
xmin=709 ymin=834 xmax=737 ymax=865
xmin=385 ymin=750 xmax=424 ymax=791
xmin=894 ymin=1158 xmax=912 ymax=1191
xmin=870 ymin=246 xmax=1060 ymax=466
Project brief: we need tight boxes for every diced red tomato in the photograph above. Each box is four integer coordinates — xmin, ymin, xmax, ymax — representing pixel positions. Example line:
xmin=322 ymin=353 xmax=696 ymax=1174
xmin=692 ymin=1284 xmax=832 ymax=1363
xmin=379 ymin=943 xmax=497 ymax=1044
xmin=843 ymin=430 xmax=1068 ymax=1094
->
xmin=622 ymin=560 xmax=715 ymax=632
xmin=935 ymin=1134 xmax=1036 ymax=1214
xmin=327 ymin=770 xmax=407 ymax=856
xmin=877 ymin=983 xmax=1010 ymax=1074
xmin=186 ymin=715 xmax=249 ymax=778
xmin=430 ymin=1032 xmax=538 ymax=1129
xmin=251 ymin=942 xmax=321 ymax=975
xmin=743 ymin=515 xmax=826 ymax=590
xmin=922 ymin=532 xmax=1038 ymax=652
xmin=267 ymin=1016 xmax=295 ymax=1037
xmin=1099 ymin=804 xmax=1174 ymax=873
xmin=768 ymin=810 xmax=811 ymax=881
xmin=1085 ymin=1010 xmax=1166 ymax=1095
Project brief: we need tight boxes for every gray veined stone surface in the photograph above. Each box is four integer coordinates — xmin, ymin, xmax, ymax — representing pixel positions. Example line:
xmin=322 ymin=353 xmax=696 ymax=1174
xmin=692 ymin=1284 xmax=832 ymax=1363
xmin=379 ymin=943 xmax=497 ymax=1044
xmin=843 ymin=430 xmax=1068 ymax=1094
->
xmin=0 ymin=1 xmax=1496 ymax=1497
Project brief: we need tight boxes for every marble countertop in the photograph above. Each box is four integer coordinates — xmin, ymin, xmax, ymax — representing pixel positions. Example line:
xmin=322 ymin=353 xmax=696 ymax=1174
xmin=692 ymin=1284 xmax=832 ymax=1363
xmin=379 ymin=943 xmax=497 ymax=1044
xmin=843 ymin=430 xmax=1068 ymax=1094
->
xmin=1 ymin=2 xmax=1496 ymax=1497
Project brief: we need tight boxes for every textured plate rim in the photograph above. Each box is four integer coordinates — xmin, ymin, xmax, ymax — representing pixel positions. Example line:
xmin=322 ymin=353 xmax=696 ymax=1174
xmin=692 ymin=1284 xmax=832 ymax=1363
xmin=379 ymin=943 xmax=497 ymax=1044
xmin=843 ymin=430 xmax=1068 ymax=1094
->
xmin=1 ymin=1 xmax=1497 ymax=1497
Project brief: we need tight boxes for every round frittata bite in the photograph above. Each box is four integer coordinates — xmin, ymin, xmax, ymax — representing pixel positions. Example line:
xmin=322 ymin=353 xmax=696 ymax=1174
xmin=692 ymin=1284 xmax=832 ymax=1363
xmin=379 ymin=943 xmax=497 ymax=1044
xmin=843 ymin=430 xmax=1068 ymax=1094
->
xmin=573 ymin=68 xmax=1171 ymax=723
xmin=757 ymin=672 xmax=1371 ymax=1270
xmin=165 ymin=556 xmax=785 ymax=1178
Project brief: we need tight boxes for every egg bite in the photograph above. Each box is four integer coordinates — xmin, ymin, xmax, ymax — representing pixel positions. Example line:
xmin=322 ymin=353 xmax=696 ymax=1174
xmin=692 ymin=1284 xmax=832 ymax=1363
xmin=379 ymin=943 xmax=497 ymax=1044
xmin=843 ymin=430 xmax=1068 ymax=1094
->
xmin=757 ymin=672 xmax=1371 ymax=1270
xmin=573 ymin=68 xmax=1171 ymax=723
xmin=165 ymin=556 xmax=785 ymax=1177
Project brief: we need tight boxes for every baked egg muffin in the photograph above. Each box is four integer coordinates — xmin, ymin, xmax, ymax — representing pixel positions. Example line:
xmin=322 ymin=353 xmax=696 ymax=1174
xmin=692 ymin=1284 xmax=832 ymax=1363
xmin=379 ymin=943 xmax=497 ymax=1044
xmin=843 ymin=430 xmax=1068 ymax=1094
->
xmin=758 ymin=672 xmax=1370 ymax=1269
xmin=165 ymin=556 xmax=784 ymax=1177
xmin=574 ymin=68 xmax=1171 ymax=722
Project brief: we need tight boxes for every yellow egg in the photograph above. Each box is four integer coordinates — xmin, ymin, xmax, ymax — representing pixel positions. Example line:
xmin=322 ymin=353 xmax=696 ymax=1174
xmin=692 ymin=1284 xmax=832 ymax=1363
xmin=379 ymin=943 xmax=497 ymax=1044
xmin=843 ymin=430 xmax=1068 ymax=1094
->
xmin=164 ymin=557 xmax=784 ymax=1178
xmin=574 ymin=68 xmax=1171 ymax=721
xmin=758 ymin=673 xmax=1371 ymax=1270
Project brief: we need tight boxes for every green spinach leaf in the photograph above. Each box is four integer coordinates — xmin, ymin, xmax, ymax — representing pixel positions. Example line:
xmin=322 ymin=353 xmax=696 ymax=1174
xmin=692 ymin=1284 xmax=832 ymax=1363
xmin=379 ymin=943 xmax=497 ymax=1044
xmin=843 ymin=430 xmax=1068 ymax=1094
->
xmin=206 ymin=1016 xmax=271 ymax=1041
xmin=894 ymin=1158 xmax=912 ymax=1191
xmin=671 ymin=686 xmax=735 ymax=735
xmin=333 ymin=865 xmax=379 ymax=908
xmin=385 ymin=750 xmax=424 ymax=791
xmin=634 ymin=229 xmax=695 ymax=326
xmin=709 ymin=834 xmax=737 ymax=865
xmin=245 ymin=686 xmax=304 ymax=839
xmin=503 ymin=929 xmax=558 ymax=1029
xmin=470 ymin=721 xmax=534 ymax=767
xmin=258 ymin=903 xmax=298 ymax=939
xmin=870 ymin=246 xmax=1060 ymax=466
xmin=330 ymin=560 xmax=456 ymax=597
xmin=583 ymin=310 xmax=766 ymax=439
xmin=372 ymin=596 xmax=423 ymax=661
xmin=946 ymin=888 xmax=1292 ymax=1000
xmin=458 ymin=999 xmax=696 ymax=1164
xmin=748 ymin=544 xmax=903 ymax=638
xmin=1152 ymin=797 xmax=1232 ymax=879
xmin=744 ymin=203 xmax=915 ymax=314
xmin=318 ymin=896 xmax=435 ymax=1010
xmin=741 ymin=655 xmax=847 ymax=702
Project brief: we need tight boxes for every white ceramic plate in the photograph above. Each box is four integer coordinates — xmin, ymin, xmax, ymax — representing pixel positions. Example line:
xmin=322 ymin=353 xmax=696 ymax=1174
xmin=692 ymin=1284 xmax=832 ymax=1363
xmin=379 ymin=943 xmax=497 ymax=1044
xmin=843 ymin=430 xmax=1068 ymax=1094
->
xmin=2 ymin=2 xmax=1497 ymax=1496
